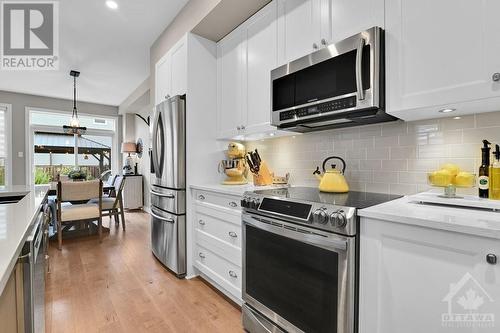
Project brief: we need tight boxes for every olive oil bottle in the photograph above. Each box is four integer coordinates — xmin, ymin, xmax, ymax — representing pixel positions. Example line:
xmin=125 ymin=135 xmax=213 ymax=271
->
xmin=491 ymin=144 xmax=500 ymax=200
xmin=479 ymin=140 xmax=491 ymax=198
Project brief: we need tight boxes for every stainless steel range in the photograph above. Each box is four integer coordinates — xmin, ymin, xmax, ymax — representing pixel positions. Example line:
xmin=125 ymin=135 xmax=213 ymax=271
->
xmin=241 ymin=187 xmax=401 ymax=333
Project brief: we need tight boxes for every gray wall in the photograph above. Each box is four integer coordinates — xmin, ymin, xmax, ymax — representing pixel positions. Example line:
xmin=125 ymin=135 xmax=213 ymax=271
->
xmin=0 ymin=90 xmax=121 ymax=185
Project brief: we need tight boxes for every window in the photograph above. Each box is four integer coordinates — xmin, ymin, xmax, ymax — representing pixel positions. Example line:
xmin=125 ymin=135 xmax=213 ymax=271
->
xmin=27 ymin=108 xmax=118 ymax=185
xmin=0 ymin=105 xmax=11 ymax=186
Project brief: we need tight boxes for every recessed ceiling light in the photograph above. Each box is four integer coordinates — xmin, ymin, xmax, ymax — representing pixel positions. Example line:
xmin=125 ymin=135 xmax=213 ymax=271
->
xmin=453 ymin=116 xmax=462 ymax=120
xmin=269 ymin=133 xmax=275 ymax=136
xmin=106 ymin=0 xmax=118 ymax=9
xmin=438 ymin=108 xmax=456 ymax=113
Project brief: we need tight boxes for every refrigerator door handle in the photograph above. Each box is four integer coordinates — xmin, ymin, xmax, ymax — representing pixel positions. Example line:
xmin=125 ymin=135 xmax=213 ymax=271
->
xmin=151 ymin=107 xmax=161 ymax=179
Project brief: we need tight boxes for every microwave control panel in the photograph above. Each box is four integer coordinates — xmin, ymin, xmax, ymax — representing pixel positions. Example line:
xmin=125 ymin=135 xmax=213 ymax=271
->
xmin=279 ymin=96 xmax=356 ymax=121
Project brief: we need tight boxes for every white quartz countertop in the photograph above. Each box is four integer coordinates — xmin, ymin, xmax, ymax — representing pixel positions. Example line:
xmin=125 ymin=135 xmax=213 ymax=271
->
xmin=190 ymin=183 xmax=288 ymax=196
xmin=0 ymin=185 xmax=49 ymax=294
xmin=359 ymin=193 xmax=500 ymax=239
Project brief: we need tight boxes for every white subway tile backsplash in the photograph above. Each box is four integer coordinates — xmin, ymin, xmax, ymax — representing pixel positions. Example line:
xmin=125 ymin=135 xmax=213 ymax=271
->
xmin=247 ymin=111 xmax=500 ymax=196
xmin=360 ymin=159 xmax=382 ymax=171
xmin=366 ymin=182 xmax=390 ymax=194
xmin=382 ymin=159 xmax=408 ymax=171
xmin=372 ymin=171 xmax=398 ymax=183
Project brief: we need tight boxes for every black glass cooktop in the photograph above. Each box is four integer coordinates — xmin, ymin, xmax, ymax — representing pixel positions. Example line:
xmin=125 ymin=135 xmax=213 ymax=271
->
xmin=253 ymin=186 xmax=402 ymax=209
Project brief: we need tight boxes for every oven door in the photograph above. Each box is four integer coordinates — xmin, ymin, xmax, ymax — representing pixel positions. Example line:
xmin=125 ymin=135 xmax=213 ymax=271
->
xmin=242 ymin=212 xmax=356 ymax=333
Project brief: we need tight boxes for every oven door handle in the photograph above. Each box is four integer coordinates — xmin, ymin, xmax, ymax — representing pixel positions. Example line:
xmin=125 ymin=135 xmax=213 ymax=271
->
xmin=355 ymin=37 xmax=366 ymax=101
xmin=243 ymin=215 xmax=347 ymax=252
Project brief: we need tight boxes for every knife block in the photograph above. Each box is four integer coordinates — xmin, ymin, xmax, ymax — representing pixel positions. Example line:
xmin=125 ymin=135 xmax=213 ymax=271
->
xmin=252 ymin=161 xmax=274 ymax=186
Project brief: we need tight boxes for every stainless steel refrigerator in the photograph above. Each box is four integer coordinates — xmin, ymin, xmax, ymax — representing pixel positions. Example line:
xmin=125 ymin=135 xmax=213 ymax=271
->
xmin=150 ymin=95 xmax=186 ymax=278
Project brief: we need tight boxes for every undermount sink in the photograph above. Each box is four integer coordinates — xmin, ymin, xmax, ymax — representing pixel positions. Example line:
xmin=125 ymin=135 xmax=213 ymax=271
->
xmin=0 ymin=193 xmax=28 ymax=204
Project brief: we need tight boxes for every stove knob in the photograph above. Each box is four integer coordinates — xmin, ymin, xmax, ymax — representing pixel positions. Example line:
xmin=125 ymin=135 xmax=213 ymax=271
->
xmin=313 ymin=209 xmax=328 ymax=224
xmin=241 ymin=197 xmax=248 ymax=208
xmin=250 ymin=198 xmax=260 ymax=209
xmin=331 ymin=210 xmax=347 ymax=228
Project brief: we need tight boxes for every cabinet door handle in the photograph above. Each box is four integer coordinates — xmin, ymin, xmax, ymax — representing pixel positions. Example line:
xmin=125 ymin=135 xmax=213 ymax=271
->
xmin=312 ymin=43 xmax=319 ymax=50
xmin=198 ymin=219 xmax=205 ymax=226
xmin=321 ymin=38 xmax=328 ymax=46
xmin=486 ymin=253 xmax=497 ymax=265
xmin=199 ymin=252 xmax=206 ymax=259
xmin=493 ymin=73 xmax=500 ymax=82
xmin=228 ymin=231 xmax=237 ymax=238
xmin=198 ymin=194 xmax=205 ymax=200
xmin=228 ymin=201 xmax=237 ymax=208
xmin=228 ymin=270 xmax=237 ymax=278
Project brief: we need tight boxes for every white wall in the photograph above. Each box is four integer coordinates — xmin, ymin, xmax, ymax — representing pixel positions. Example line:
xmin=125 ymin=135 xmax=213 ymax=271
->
xmin=247 ymin=111 xmax=500 ymax=195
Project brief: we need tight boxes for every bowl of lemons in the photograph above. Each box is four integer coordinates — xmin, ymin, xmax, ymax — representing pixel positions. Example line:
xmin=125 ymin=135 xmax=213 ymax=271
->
xmin=428 ymin=164 xmax=475 ymax=198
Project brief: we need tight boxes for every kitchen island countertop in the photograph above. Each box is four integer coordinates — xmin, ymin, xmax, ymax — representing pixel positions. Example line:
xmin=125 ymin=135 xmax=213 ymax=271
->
xmin=359 ymin=192 xmax=500 ymax=239
xmin=0 ymin=185 xmax=49 ymax=294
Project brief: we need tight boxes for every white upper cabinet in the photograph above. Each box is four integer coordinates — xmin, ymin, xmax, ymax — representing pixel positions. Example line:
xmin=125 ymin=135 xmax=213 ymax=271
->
xmin=217 ymin=28 xmax=245 ymax=139
xmin=330 ymin=0 xmax=384 ymax=43
xmin=155 ymin=55 xmax=171 ymax=106
xmin=170 ymin=38 xmax=187 ymax=97
xmin=277 ymin=0 xmax=321 ymax=64
xmin=155 ymin=36 xmax=187 ymax=106
xmin=386 ymin=0 xmax=500 ymax=121
xmin=243 ymin=0 xmax=278 ymax=134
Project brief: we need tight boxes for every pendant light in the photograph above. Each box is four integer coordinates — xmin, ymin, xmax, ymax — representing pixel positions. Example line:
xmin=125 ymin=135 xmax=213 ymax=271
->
xmin=63 ymin=70 xmax=87 ymax=135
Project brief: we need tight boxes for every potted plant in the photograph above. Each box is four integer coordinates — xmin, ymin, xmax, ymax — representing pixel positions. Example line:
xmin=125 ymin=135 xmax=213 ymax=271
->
xmin=68 ymin=169 xmax=87 ymax=181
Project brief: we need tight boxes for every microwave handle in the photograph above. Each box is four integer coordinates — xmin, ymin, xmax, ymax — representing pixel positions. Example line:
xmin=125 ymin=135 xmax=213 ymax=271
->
xmin=355 ymin=37 xmax=366 ymax=101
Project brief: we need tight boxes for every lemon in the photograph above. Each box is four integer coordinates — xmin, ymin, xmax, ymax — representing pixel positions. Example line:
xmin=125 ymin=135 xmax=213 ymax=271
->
xmin=429 ymin=169 xmax=454 ymax=187
xmin=454 ymin=172 xmax=475 ymax=187
xmin=441 ymin=163 xmax=461 ymax=176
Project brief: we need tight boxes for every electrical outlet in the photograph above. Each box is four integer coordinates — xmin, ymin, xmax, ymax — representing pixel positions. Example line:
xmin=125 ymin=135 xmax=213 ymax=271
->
xmin=17 ymin=152 xmax=24 ymax=158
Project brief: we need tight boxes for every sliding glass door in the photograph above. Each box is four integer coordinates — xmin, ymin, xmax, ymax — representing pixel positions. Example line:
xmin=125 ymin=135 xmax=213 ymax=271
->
xmin=28 ymin=109 xmax=118 ymax=185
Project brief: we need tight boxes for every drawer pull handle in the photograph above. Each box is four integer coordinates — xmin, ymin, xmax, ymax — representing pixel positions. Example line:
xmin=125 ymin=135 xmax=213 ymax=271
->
xmin=228 ymin=270 xmax=237 ymax=278
xmin=228 ymin=231 xmax=237 ymax=238
xmin=199 ymin=252 xmax=206 ymax=259
xmin=198 ymin=220 xmax=205 ymax=226
xmin=198 ymin=194 xmax=206 ymax=200
xmin=228 ymin=201 xmax=237 ymax=208
xmin=486 ymin=253 xmax=497 ymax=265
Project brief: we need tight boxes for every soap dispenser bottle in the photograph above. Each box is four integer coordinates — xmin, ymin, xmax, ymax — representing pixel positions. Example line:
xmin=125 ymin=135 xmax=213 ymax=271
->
xmin=491 ymin=144 xmax=500 ymax=200
xmin=479 ymin=140 xmax=491 ymax=198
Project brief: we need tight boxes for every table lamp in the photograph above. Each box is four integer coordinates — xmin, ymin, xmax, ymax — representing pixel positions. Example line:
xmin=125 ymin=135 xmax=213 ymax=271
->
xmin=121 ymin=142 xmax=136 ymax=175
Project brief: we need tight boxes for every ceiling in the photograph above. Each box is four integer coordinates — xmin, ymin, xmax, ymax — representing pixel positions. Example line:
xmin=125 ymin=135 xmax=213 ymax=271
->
xmin=0 ymin=0 xmax=189 ymax=106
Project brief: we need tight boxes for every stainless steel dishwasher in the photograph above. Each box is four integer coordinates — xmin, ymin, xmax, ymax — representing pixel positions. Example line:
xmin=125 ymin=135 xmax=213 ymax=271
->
xmin=18 ymin=203 xmax=50 ymax=333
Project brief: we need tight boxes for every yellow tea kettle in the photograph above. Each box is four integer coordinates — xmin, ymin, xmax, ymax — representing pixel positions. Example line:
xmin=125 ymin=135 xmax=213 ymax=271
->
xmin=313 ymin=156 xmax=349 ymax=193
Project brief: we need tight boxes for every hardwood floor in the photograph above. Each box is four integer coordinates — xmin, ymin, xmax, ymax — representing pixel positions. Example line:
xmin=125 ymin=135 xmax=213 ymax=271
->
xmin=45 ymin=211 xmax=243 ymax=333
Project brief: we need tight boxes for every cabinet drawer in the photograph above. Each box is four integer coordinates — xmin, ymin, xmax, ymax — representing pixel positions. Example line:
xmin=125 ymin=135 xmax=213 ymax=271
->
xmin=194 ymin=190 xmax=241 ymax=211
xmin=195 ymin=229 xmax=241 ymax=266
xmin=195 ymin=210 xmax=241 ymax=248
xmin=195 ymin=244 xmax=242 ymax=295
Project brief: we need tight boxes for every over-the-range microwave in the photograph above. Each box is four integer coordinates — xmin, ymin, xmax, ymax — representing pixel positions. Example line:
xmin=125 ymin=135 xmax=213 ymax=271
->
xmin=271 ymin=27 xmax=397 ymax=132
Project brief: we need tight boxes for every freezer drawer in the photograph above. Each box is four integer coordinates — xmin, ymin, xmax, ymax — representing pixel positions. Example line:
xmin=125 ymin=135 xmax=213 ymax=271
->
xmin=150 ymin=207 xmax=186 ymax=277
xmin=150 ymin=185 xmax=185 ymax=215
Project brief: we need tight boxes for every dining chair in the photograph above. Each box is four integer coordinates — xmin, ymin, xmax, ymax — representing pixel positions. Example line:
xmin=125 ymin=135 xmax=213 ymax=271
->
xmin=102 ymin=173 xmax=117 ymax=197
xmin=90 ymin=176 xmax=126 ymax=231
xmin=56 ymin=180 xmax=103 ymax=250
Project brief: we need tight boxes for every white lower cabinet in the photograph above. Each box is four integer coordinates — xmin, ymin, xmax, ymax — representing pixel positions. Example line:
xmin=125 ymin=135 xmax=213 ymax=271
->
xmin=360 ymin=217 xmax=500 ymax=333
xmin=192 ymin=190 xmax=243 ymax=304
xmin=122 ymin=175 xmax=143 ymax=210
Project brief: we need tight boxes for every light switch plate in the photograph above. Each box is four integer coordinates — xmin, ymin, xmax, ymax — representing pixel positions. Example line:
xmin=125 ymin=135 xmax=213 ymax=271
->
xmin=18 ymin=152 xmax=23 ymax=158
